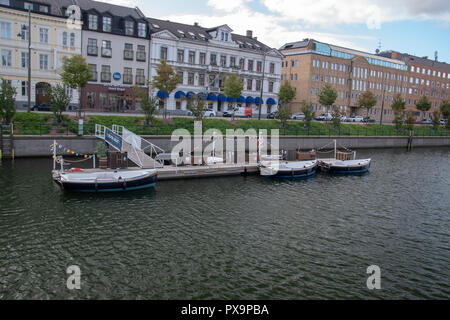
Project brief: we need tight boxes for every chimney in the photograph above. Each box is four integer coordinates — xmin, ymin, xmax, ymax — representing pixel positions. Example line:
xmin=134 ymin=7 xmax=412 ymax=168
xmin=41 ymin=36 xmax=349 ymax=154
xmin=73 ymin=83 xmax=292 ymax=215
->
xmin=246 ymin=30 xmax=253 ymax=38
xmin=194 ymin=22 xmax=199 ymax=27
xmin=254 ymin=36 xmax=257 ymax=41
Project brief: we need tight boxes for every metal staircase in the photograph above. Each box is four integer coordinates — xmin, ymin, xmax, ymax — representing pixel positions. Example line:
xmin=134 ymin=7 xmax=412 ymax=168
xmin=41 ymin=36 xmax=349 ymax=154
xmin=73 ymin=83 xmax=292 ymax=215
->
xmin=95 ymin=124 xmax=164 ymax=168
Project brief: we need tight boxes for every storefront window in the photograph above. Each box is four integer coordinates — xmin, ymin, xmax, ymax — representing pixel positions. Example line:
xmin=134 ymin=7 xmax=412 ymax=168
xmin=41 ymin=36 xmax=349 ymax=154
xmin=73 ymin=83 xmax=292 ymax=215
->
xmin=86 ymin=92 xmax=96 ymax=108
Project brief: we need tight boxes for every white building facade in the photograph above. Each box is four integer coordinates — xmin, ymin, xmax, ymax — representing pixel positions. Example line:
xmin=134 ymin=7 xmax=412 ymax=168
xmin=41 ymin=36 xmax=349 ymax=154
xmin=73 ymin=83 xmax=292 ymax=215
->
xmin=148 ymin=19 xmax=283 ymax=116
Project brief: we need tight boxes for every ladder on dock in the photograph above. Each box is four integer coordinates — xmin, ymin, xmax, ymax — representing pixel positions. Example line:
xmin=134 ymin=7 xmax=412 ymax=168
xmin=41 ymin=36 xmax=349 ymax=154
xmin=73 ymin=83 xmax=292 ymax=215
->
xmin=95 ymin=124 xmax=164 ymax=168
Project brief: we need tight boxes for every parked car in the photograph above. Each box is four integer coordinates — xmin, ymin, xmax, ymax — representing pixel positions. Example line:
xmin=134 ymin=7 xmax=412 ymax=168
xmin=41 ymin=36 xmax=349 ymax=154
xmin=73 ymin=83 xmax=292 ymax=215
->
xmin=203 ymin=109 xmax=215 ymax=117
xmin=234 ymin=107 xmax=252 ymax=118
xmin=347 ymin=116 xmax=364 ymax=122
xmin=222 ymin=110 xmax=233 ymax=117
xmin=363 ymin=117 xmax=376 ymax=123
xmin=291 ymin=113 xmax=305 ymax=120
xmin=440 ymin=119 xmax=447 ymax=125
xmin=315 ymin=113 xmax=333 ymax=121
xmin=266 ymin=111 xmax=278 ymax=119
xmin=420 ymin=119 xmax=433 ymax=125
xmin=31 ymin=102 xmax=51 ymax=111
xmin=340 ymin=115 xmax=347 ymax=122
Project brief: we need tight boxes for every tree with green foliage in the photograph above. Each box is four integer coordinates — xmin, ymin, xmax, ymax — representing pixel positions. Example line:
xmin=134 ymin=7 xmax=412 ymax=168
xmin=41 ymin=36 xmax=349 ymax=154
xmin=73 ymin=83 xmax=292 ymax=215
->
xmin=0 ymin=78 xmax=17 ymax=125
xmin=331 ymin=106 xmax=342 ymax=128
xmin=277 ymin=81 xmax=296 ymax=128
xmin=60 ymin=55 xmax=92 ymax=117
xmin=431 ymin=110 xmax=440 ymax=130
xmin=96 ymin=141 xmax=108 ymax=158
xmin=300 ymin=100 xmax=314 ymax=129
xmin=185 ymin=94 xmax=206 ymax=120
xmin=415 ymin=95 xmax=432 ymax=119
xmin=405 ymin=113 xmax=415 ymax=130
xmin=133 ymin=86 xmax=159 ymax=126
xmin=318 ymin=83 xmax=337 ymax=125
xmin=45 ymin=83 xmax=71 ymax=124
xmin=223 ymin=73 xmax=244 ymax=120
xmin=391 ymin=94 xmax=406 ymax=130
xmin=149 ymin=60 xmax=181 ymax=119
xmin=358 ymin=90 xmax=377 ymax=123
xmin=440 ymin=100 xmax=450 ymax=130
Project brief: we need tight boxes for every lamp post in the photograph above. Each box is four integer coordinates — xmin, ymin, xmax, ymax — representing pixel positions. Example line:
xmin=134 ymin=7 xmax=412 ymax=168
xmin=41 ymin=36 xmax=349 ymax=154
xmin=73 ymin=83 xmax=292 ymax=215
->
xmin=17 ymin=9 xmax=32 ymax=112
xmin=379 ymin=72 xmax=387 ymax=125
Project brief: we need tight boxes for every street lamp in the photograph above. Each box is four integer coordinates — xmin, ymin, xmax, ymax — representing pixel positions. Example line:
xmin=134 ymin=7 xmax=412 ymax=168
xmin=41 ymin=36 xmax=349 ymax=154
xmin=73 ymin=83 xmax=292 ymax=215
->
xmin=17 ymin=8 xmax=32 ymax=113
xmin=258 ymin=52 xmax=267 ymax=120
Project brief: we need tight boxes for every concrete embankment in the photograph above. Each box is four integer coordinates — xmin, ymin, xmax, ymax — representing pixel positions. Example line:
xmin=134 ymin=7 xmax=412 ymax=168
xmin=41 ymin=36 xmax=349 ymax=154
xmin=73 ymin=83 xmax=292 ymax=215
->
xmin=2 ymin=135 xmax=449 ymax=158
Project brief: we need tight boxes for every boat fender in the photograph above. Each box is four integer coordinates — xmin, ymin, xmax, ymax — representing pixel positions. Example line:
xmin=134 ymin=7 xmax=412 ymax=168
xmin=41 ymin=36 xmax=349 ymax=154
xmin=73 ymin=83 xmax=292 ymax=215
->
xmin=67 ymin=168 xmax=83 ymax=172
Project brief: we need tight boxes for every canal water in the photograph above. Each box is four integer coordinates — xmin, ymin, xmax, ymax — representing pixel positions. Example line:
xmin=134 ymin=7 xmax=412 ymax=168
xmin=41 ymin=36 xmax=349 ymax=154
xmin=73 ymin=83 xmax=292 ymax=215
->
xmin=0 ymin=148 xmax=449 ymax=299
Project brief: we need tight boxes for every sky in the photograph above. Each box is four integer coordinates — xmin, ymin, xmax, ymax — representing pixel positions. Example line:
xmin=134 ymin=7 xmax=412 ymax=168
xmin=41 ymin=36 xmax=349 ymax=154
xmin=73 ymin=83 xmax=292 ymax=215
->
xmin=102 ymin=0 xmax=449 ymax=62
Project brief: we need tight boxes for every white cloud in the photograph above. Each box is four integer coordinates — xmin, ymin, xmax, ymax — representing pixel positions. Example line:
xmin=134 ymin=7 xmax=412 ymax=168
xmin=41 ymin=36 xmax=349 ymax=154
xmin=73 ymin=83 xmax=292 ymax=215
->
xmin=95 ymin=0 xmax=138 ymax=7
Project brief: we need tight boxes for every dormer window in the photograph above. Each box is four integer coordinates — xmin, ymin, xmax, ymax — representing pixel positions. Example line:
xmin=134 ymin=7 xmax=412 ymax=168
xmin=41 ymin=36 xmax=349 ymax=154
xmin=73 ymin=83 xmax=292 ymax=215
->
xmin=88 ymin=14 xmax=98 ymax=30
xmin=24 ymin=2 xmax=33 ymax=10
xmin=103 ymin=16 xmax=112 ymax=32
xmin=125 ymin=21 xmax=134 ymax=36
xmin=0 ymin=0 xmax=10 ymax=6
xmin=138 ymin=22 xmax=146 ymax=37
xmin=39 ymin=5 xmax=48 ymax=13
xmin=152 ymin=23 xmax=160 ymax=29
xmin=225 ymin=33 xmax=228 ymax=41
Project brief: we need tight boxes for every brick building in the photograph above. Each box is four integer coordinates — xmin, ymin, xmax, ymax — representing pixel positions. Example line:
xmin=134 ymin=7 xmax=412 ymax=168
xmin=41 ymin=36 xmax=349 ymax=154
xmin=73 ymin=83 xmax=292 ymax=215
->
xmin=280 ymin=39 xmax=449 ymax=122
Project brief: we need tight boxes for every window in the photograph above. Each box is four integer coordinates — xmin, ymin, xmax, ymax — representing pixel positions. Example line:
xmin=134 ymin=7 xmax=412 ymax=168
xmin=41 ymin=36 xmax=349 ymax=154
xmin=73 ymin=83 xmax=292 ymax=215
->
xmin=270 ymin=63 xmax=275 ymax=74
xmin=39 ymin=54 xmax=48 ymax=70
xmin=199 ymin=73 xmax=205 ymax=86
xmin=177 ymin=49 xmax=184 ymax=63
xmin=136 ymin=45 xmax=146 ymax=61
xmin=88 ymin=64 xmax=97 ymax=81
xmin=239 ymin=58 xmax=245 ymax=69
xmin=188 ymin=51 xmax=195 ymax=64
xmin=177 ymin=72 xmax=184 ymax=84
xmin=24 ymin=2 xmax=33 ymax=10
xmin=0 ymin=0 xmax=10 ymax=5
xmin=220 ymin=55 xmax=226 ymax=67
xmin=21 ymin=52 xmax=29 ymax=68
xmin=39 ymin=5 xmax=48 ymax=13
xmin=85 ymin=92 xmax=96 ymax=109
xmin=230 ymin=57 xmax=236 ymax=67
xmin=102 ymin=40 xmax=112 ymax=57
xmin=87 ymin=38 xmax=97 ymax=55
xmin=248 ymin=60 xmax=254 ymax=71
xmin=225 ymin=33 xmax=228 ymax=41
xmin=256 ymin=61 xmax=262 ymax=72
xmin=124 ymin=43 xmax=133 ymax=60
xmin=125 ymin=21 xmax=134 ymax=36
xmin=138 ymin=22 xmax=146 ymax=37
xmin=62 ymin=32 xmax=68 ymax=46
xmin=19 ymin=23 xmax=29 ymax=40
xmin=200 ymin=52 xmax=206 ymax=65
xmin=1 ymin=49 xmax=11 ymax=66
xmin=123 ymin=67 xmax=132 ymax=84
xmin=70 ymin=33 xmax=75 ymax=47
xmin=256 ymin=80 xmax=261 ymax=91
xmin=88 ymin=15 xmax=98 ymax=30
xmin=21 ymin=81 xmax=28 ymax=96
xmin=268 ymin=82 xmax=274 ymax=93
xmin=247 ymin=79 xmax=253 ymax=91
xmin=103 ymin=17 xmax=112 ymax=32
xmin=160 ymin=47 xmax=167 ymax=60
xmin=188 ymin=72 xmax=194 ymax=85
xmin=39 ymin=28 xmax=48 ymax=43
xmin=136 ymin=69 xmax=145 ymax=85
xmin=210 ymin=54 xmax=217 ymax=65
xmin=101 ymin=65 xmax=111 ymax=82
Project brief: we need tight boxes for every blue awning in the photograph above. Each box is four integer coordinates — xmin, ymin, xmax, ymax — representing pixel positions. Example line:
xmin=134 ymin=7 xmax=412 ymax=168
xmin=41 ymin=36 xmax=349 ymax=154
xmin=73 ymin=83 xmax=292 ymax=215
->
xmin=197 ymin=92 xmax=207 ymax=100
xmin=246 ymin=96 xmax=255 ymax=104
xmin=157 ymin=90 xmax=169 ymax=99
xmin=237 ymin=96 xmax=245 ymax=103
xmin=218 ymin=94 xmax=227 ymax=102
xmin=227 ymin=96 xmax=236 ymax=102
xmin=207 ymin=93 xmax=218 ymax=101
xmin=186 ymin=91 xmax=195 ymax=99
xmin=174 ymin=91 xmax=185 ymax=99
xmin=254 ymin=97 xmax=264 ymax=104
xmin=266 ymin=98 xmax=276 ymax=105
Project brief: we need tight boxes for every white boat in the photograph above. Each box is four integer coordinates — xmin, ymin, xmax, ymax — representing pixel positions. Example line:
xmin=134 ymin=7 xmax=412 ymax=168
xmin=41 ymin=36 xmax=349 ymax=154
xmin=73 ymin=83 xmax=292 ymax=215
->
xmin=260 ymin=160 xmax=318 ymax=178
xmin=55 ymin=169 xmax=157 ymax=192
xmin=319 ymin=159 xmax=371 ymax=174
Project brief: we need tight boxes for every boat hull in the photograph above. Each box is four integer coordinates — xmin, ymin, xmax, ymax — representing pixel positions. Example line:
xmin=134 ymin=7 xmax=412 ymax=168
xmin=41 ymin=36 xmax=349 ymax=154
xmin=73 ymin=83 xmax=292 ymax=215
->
xmin=320 ymin=159 xmax=371 ymax=174
xmin=58 ymin=170 xmax=157 ymax=192
xmin=260 ymin=160 xmax=318 ymax=179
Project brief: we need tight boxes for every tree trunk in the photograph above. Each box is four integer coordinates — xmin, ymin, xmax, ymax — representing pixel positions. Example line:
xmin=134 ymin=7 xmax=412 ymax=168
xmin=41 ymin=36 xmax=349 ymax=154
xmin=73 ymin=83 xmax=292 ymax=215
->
xmin=78 ymin=87 xmax=82 ymax=118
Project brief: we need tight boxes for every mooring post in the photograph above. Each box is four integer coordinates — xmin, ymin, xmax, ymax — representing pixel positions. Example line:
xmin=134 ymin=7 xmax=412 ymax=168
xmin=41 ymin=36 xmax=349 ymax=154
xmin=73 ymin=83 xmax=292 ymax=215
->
xmin=10 ymin=122 xmax=14 ymax=160
xmin=407 ymin=130 xmax=413 ymax=151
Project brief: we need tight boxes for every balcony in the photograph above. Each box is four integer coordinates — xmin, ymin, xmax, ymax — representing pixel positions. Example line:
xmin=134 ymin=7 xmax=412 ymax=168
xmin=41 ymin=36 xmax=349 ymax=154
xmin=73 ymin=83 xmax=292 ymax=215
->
xmin=101 ymin=47 xmax=112 ymax=58
xmin=135 ymin=75 xmax=145 ymax=85
xmin=89 ymin=71 xmax=98 ymax=82
xmin=136 ymin=51 xmax=146 ymax=62
xmin=123 ymin=49 xmax=134 ymax=60
xmin=123 ymin=74 xmax=133 ymax=85
xmin=87 ymin=46 xmax=98 ymax=56
xmin=101 ymin=72 xmax=111 ymax=82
